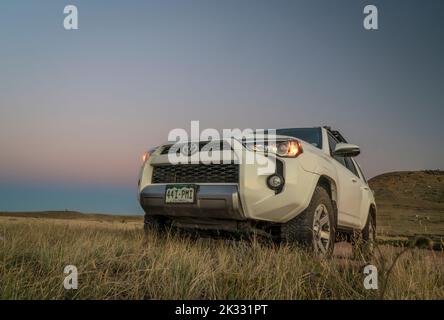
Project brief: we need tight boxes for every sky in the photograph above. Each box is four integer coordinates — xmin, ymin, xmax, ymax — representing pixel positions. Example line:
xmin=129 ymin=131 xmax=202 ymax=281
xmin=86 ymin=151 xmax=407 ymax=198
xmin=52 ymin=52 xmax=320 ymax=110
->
xmin=0 ymin=0 xmax=443 ymax=214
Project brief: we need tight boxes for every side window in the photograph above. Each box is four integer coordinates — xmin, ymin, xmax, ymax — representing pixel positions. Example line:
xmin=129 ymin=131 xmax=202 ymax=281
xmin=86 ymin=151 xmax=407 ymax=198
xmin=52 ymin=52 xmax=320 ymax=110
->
xmin=328 ymin=133 xmax=346 ymax=167
xmin=345 ymin=157 xmax=359 ymax=177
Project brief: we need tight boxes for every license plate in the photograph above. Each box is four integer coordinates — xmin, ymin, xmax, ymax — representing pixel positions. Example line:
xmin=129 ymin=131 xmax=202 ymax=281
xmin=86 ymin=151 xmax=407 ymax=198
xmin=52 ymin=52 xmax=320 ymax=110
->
xmin=165 ymin=185 xmax=196 ymax=204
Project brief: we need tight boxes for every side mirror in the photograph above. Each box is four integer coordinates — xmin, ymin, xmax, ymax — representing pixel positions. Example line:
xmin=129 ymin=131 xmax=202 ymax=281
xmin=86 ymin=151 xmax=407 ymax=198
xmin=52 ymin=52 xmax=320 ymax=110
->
xmin=333 ymin=143 xmax=360 ymax=157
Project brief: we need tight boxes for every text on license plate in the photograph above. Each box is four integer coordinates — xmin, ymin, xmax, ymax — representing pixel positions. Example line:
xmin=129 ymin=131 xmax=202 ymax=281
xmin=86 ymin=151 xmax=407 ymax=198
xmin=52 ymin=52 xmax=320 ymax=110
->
xmin=165 ymin=185 xmax=195 ymax=204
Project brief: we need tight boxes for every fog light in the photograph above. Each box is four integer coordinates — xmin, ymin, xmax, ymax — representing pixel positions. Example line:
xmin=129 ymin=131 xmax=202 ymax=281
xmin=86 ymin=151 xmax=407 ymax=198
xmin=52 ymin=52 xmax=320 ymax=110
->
xmin=267 ymin=174 xmax=285 ymax=190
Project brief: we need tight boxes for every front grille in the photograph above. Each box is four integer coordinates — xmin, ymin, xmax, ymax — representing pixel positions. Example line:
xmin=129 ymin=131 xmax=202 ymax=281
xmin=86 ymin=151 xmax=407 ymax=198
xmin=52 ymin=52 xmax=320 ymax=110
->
xmin=152 ymin=163 xmax=239 ymax=184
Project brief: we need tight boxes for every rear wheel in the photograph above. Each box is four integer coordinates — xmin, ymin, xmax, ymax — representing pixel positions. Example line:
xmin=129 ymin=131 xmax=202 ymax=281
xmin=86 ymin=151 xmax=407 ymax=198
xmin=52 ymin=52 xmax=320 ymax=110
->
xmin=281 ymin=186 xmax=335 ymax=257
xmin=352 ymin=212 xmax=376 ymax=261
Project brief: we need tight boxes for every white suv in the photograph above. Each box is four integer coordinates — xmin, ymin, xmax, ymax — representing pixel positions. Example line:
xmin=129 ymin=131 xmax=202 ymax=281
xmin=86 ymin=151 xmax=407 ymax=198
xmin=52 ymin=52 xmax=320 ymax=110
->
xmin=138 ymin=127 xmax=376 ymax=256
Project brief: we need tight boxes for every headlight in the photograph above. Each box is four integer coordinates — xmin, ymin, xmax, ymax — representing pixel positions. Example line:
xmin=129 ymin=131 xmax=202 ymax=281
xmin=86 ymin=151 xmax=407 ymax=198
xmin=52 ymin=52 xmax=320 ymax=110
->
xmin=245 ymin=139 xmax=303 ymax=158
xmin=142 ymin=151 xmax=150 ymax=163
xmin=141 ymin=147 xmax=158 ymax=164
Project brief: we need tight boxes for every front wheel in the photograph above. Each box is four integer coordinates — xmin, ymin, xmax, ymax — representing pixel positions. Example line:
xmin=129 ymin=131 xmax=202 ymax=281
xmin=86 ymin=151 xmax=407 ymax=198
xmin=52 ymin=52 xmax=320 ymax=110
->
xmin=281 ymin=186 xmax=336 ymax=257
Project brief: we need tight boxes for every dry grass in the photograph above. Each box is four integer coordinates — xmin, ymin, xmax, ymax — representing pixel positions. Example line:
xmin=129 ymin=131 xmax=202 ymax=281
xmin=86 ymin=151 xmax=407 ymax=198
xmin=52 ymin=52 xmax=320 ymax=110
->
xmin=0 ymin=216 xmax=443 ymax=300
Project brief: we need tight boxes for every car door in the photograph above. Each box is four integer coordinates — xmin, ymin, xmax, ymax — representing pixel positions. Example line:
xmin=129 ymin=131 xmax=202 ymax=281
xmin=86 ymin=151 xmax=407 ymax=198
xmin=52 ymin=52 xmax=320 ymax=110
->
xmin=342 ymin=157 xmax=365 ymax=226
xmin=327 ymin=134 xmax=363 ymax=228
xmin=351 ymin=158 xmax=373 ymax=228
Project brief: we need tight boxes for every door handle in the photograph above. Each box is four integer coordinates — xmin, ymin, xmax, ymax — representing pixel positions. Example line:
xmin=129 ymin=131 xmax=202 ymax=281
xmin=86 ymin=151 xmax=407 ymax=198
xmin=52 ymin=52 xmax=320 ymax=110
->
xmin=362 ymin=186 xmax=369 ymax=191
xmin=351 ymin=178 xmax=357 ymax=183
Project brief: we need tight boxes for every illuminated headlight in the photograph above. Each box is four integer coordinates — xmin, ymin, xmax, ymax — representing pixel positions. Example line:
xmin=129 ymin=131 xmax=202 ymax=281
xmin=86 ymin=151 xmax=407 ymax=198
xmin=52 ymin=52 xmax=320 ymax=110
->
xmin=141 ymin=147 xmax=158 ymax=164
xmin=267 ymin=174 xmax=285 ymax=190
xmin=245 ymin=139 xmax=303 ymax=158
xmin=142 ymin=151 xmax=151 ymax=163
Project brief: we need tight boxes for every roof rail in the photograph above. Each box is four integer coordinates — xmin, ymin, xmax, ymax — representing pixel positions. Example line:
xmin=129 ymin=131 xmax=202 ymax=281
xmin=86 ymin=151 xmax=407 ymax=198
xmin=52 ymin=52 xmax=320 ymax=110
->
xmin=323 ymin=126 xmax=348 ymax=143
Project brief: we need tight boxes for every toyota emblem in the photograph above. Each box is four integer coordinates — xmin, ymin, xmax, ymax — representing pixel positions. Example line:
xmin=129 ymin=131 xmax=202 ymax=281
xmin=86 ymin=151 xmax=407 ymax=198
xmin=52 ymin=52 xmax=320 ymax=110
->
xmin=181 ymin=143 xmax=199 ymax=156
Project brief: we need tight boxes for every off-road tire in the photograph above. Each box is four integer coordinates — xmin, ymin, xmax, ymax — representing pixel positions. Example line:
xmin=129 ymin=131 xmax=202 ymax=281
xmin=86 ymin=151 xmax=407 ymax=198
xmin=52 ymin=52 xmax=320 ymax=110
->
xmin=281 ymin=186 xmax=336 ymax=257
xmin=352 ymin=212 xmax=376 ymax=261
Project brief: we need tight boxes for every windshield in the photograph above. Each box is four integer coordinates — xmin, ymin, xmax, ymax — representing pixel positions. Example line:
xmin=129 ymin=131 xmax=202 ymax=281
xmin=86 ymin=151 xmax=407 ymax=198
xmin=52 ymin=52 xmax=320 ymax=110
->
xmin=275 ymin=128 xmax=322 ymax=149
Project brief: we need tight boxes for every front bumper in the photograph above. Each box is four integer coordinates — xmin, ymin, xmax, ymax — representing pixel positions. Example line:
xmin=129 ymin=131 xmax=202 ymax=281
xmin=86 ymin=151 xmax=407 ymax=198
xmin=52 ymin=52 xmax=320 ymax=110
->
xmin=139 ymin=140 xmax=320 ymax=223
xmin=140 ymin=184 xmax=245 ymax=220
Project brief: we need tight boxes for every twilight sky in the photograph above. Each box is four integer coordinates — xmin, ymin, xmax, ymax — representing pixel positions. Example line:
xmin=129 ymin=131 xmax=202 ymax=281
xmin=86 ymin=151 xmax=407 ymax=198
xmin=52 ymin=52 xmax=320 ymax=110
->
xmin=0 ymin=0 xmax=443 ymax=214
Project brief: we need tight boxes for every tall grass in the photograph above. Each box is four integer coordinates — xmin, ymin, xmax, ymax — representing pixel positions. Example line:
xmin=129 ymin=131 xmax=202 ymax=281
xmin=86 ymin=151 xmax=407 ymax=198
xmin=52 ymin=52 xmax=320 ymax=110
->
xmin=0 ymin=219 xmax=443 ymax=299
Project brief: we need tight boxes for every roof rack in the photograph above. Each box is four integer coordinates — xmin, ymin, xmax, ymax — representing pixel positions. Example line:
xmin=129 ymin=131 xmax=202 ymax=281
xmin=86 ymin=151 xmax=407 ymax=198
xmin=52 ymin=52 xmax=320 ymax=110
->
xmin=323 ymin=126 xmax=348 ymax=143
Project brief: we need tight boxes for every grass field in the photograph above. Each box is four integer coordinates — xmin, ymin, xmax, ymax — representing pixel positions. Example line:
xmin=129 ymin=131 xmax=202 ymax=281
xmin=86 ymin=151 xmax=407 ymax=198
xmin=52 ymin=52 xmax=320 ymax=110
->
xmin=0 ymin=214 xmax=443 ymax=300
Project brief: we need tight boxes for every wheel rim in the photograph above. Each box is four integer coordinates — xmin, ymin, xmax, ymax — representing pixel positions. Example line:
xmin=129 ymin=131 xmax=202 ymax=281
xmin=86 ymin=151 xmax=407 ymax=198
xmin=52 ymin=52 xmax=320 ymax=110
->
xmin=312 ymin=204 xmax=331 ymax=255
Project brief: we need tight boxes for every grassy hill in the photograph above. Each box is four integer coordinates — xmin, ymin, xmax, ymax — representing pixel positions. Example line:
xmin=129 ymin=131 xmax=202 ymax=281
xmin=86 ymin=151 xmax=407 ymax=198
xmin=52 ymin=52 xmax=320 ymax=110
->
xmin=369 ymin=170 xmax=444 ymax=238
